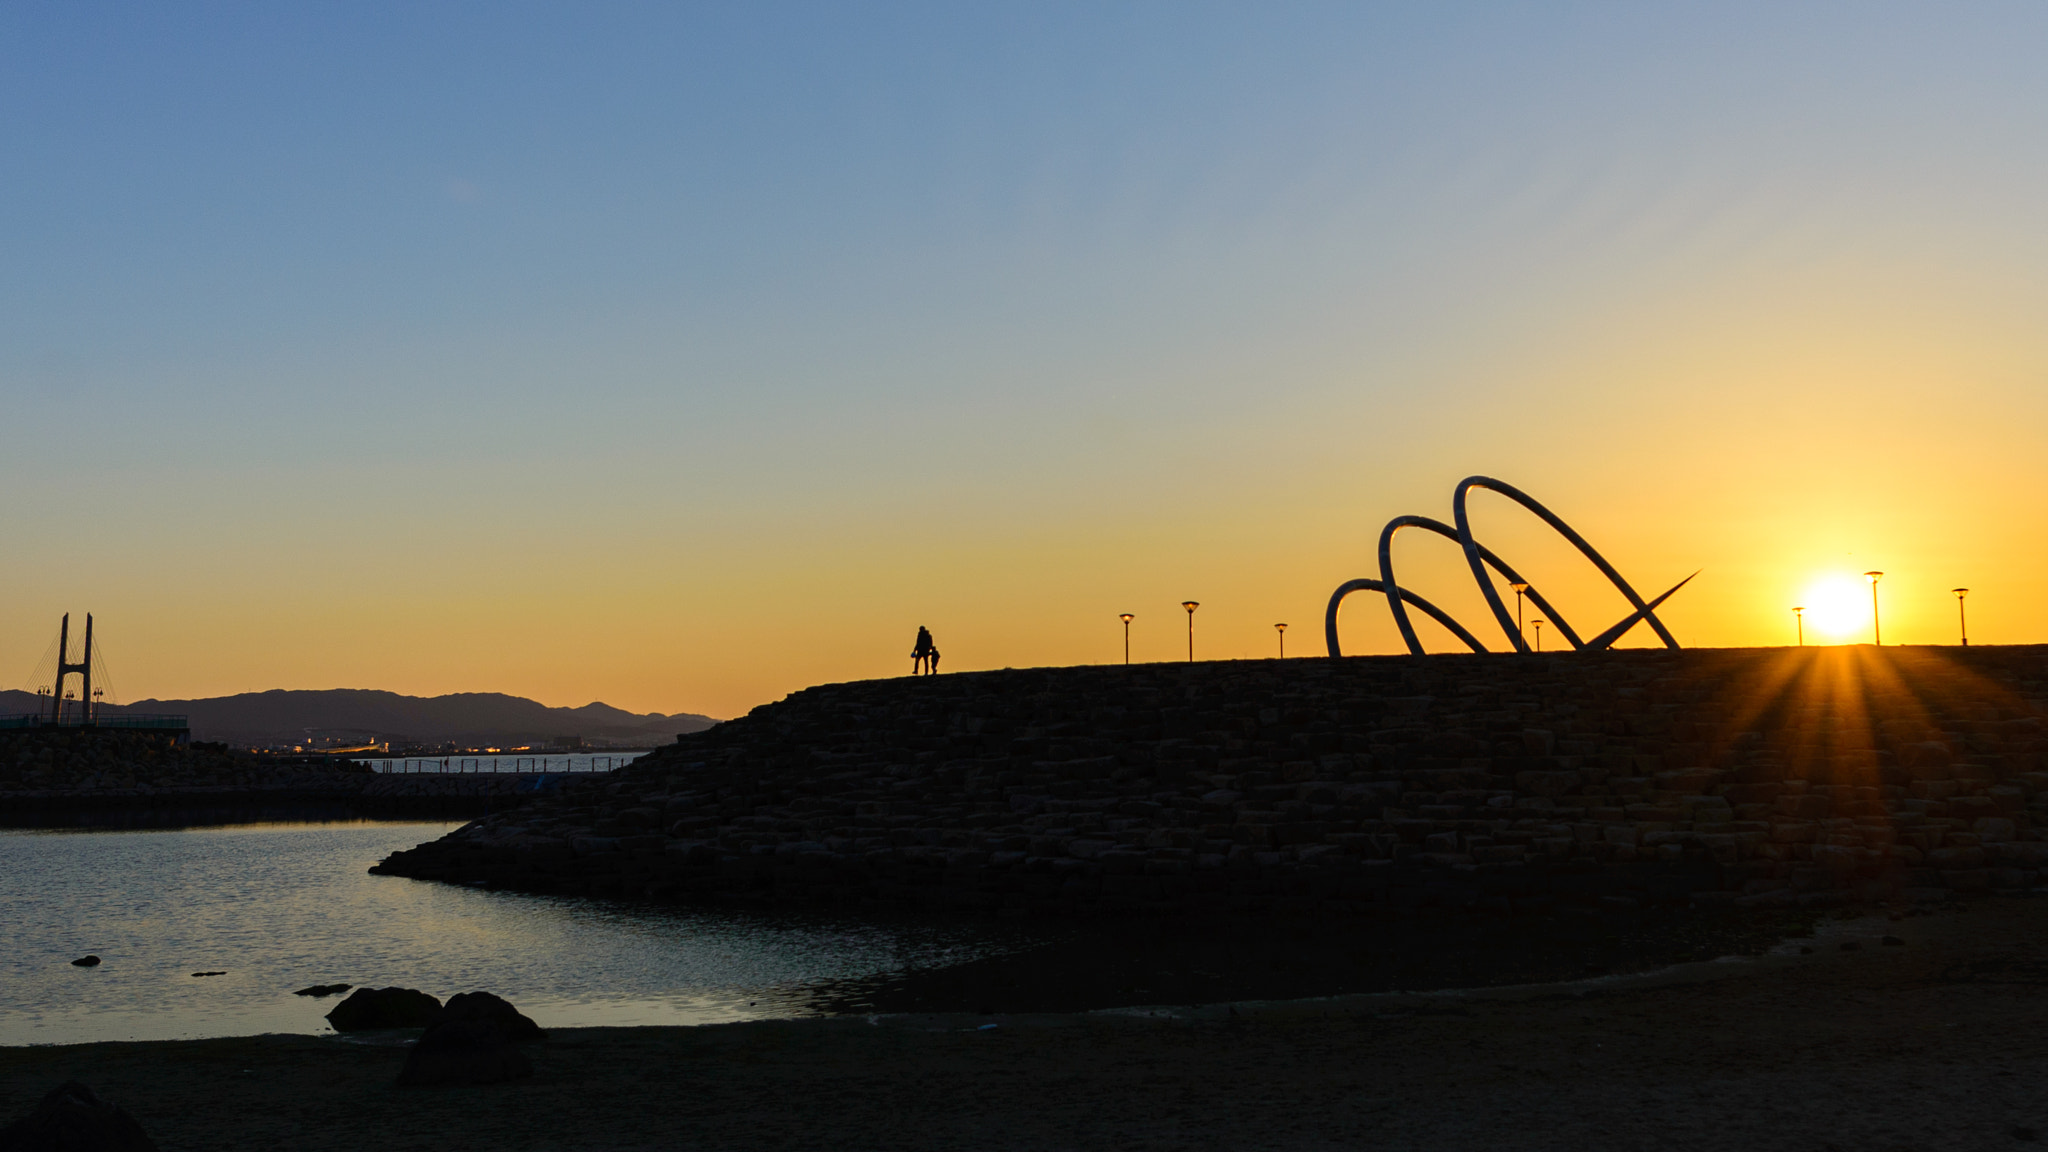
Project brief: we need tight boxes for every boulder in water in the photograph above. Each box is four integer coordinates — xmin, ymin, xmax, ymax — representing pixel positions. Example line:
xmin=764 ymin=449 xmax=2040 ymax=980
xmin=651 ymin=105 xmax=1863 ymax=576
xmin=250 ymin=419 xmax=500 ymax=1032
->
xmin=292 ymin=983 xmax=352 ymax=998
xmin=70 ymin=956 xmax=101 ymax=967
xmin=325 ymin=986 xmax=442 ymax=1031
xmin=395 ymin=1019 xmax=534 ymax=1087
xmin=0 ymin=1081 xmax=157 ymax=1151
xmin=432 ymin=990 xmax=546 ymax=1043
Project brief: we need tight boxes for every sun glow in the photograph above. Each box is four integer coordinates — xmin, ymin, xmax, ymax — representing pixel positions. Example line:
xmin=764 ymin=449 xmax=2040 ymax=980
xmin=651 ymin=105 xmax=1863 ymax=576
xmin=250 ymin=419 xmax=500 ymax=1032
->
xmin=1800 ymin=575 xmax=1872 ymax=642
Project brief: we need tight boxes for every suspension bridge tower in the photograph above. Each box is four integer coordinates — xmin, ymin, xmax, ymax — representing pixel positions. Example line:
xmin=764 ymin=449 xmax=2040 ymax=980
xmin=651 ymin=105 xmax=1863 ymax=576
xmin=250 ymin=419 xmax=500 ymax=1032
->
xmin=47 ymin=612 xmax=96 ymax=726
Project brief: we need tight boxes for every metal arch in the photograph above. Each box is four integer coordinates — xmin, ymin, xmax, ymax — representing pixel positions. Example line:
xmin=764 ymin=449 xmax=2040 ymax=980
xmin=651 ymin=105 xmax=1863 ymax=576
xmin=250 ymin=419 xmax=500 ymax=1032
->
xmin=1376 ymin=515 xmax=1585 ymax=656
xmin=1324 ymin=578 xmax=1487 ymax=657
xmin=1324 ymin=476 xmax=1693 ymax=658
xmin=1451 ymin=475 xmax=1680 ymax=651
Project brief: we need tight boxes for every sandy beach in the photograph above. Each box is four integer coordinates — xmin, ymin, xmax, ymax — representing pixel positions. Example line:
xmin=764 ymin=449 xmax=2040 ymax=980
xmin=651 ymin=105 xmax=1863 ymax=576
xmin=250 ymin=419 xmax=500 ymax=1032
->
xmin=5 ymin=898 xmax=2045 ymax=1150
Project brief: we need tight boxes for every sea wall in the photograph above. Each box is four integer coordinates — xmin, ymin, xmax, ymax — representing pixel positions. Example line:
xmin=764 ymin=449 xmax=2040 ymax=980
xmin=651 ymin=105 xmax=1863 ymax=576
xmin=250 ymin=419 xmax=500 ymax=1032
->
xmin=0 ymin=729 xmax=568 ymax=817
xmin=372 ymin=646 xmax=2048 ymax=916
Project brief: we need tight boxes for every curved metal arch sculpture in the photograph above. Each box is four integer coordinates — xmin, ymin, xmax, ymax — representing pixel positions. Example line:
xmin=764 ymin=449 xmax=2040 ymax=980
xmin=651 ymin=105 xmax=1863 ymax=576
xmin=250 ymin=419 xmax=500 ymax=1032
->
xmin=1326 ymin=475 xmax=1696 ymax=658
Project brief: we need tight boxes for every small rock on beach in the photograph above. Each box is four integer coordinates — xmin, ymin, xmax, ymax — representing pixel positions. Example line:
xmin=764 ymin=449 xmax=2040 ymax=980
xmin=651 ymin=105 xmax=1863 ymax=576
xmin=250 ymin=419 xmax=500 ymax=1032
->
xmin=0 ymin=1080 xmax=158 ymax=1151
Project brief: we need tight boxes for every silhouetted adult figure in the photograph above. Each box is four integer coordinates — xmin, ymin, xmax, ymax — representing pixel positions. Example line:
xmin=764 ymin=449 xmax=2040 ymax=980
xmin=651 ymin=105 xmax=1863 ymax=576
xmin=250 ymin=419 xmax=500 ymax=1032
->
xmin=911 ymin=626 xmax=936 ymax=675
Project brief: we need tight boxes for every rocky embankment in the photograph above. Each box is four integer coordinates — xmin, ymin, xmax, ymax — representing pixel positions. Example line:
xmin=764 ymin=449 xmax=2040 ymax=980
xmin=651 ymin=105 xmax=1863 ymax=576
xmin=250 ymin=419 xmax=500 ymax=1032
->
xmin=0 ymin=730 xmax=374 ymax=799
xmin=372 ymin=646 xmax=2048 ymax=917
xmin=0 ymin=729 xmax=550 ymax=814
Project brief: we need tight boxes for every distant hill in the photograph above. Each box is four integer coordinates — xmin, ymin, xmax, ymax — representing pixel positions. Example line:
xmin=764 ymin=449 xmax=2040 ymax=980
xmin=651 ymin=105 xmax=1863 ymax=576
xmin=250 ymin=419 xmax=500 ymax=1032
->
xmin=0 ymin=688 xmax=718 ymax=749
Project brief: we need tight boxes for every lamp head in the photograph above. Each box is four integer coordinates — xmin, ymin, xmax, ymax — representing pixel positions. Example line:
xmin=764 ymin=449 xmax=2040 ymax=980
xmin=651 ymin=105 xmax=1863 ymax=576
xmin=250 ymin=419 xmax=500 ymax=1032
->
xmin=1182 ymin=601 xmax=1199 ymax=613
xmin=1509 ymin=582 xmax=1529 ymax=594
xmin=1793 ymin=606 xmax=1804 ymax=615
xmin=1864 ymin=571 xmax=1884 ymax=582
xmin=1119 ymin=613 xmax=1134 ymax=623
xmin=1952 ymin=588 xmax=1969 ymax=598
xmin=1274 ymin=623 xmax=1287 ymax=633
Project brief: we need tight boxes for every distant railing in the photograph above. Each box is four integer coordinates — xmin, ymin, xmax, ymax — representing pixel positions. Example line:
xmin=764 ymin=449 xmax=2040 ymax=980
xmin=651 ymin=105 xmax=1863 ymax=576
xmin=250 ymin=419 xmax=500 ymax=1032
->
xmin=358 ymin=753 xmax=646 ymax=774
xmin=0 ymin=713 xmax=189 ymax=731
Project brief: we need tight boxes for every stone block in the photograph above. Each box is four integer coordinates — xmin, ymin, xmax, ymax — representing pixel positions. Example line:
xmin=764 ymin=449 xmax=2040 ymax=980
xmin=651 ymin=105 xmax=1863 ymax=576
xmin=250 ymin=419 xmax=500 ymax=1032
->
xmin=1939 ymin=869 xmax=1991 ymax=890
xmin=1697 ymin=833 xmax=1740 ymax=863
xmin=1989 ymin=841 xmax=2048 ymax=866
xmin=1811 ymin=845 xmax=1862 ymax=873
xmin=1972 ymin=817 xmax=2017 ymax=843
xmin=1514 ymin=770 xmax=1580 ymax=798
xmin=1722 ymin=782 xmax=1785 ymax=805
xmin=1654 ymin=768 xmax=1718 ymax=794
xmin=1926 ymin=846 xmax=1987 ymax=869
xmin=1769 ymin=821 xmax=1817 ymax=844
xmin=1773 ymin=794 xmax=1832 ymax=819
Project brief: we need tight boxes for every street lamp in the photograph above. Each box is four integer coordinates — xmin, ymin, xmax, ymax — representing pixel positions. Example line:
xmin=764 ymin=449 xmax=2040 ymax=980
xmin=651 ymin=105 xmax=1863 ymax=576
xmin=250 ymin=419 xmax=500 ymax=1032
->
xmin=1509 ymin=582 xmax=1530 ymax=651
xmin=1531 ymin=618 xmax=1545 ymax=653
xmin=1119 ymin=614 xmax=1134 ymax=665
xmin=1274 ymin=622 xmax=1287 ymax=659
xmin=1953 ymin=588 xmax=1969 ymax=647
xmin=1182 ymin=601 xmax=1200 ymax=663
xmin=1792 ymin=606 xmax=1805 ymax=647
xmin=1864 ymin=572 xmax=1884 ymax=645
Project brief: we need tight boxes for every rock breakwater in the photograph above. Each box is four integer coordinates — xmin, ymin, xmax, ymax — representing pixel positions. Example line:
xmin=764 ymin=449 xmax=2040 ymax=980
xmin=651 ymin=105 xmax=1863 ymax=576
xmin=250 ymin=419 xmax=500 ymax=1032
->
xmin=372 ymin=646 xmax=2048 ymax=917
xmin=0 ymin=729 xmax=563 ymax=818
xmin=0 ymin=730 xmax=370 ymax=799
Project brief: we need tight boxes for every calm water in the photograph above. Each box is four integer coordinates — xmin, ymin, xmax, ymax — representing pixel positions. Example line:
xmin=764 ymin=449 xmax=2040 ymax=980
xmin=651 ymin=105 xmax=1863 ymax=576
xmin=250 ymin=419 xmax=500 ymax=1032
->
xmin=0 ymin=821 xmax=1037 ymax=1046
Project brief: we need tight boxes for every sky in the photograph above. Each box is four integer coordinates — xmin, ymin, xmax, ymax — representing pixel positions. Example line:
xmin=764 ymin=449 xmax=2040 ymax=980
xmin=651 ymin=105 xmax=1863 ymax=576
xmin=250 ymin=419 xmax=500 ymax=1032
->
xmin=4 ymin=2 xmax=2046 ymax=719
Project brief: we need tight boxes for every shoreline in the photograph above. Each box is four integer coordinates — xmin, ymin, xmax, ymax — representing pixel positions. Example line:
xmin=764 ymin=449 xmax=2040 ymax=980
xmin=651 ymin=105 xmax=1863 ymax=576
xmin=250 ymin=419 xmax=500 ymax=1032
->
xmin=3 ymin=897 xmax=2042 ymax=1150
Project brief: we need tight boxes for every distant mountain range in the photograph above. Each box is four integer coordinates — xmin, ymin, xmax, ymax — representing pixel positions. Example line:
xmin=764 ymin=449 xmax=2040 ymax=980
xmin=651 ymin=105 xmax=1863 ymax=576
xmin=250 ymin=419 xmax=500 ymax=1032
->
xmin=0 ymin=688 xmax=719 ymax=749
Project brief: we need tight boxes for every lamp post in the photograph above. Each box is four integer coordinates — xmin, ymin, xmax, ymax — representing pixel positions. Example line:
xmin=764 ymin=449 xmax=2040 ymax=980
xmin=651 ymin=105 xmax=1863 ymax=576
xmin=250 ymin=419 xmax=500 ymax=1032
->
xmin=1509 ymin=582 xmax=1530 ymax=651
xmin=1531 ymin=619 xmax=1545 ymax=653
xmin=1119 ymin=614 xmax=1134 ymax=665
xmin=1274 ymin=622 xmax=1287 ymax=659
xmin=1182 ymin=601 xmax=1199 ymax=663
xmin=1953 ymin=588 xmax=1969 ymax=647
xmin=1792 ymin=606 xmax=1805 ymax=647
xmin=1864 ymin=571 xmax=1884 ymax=645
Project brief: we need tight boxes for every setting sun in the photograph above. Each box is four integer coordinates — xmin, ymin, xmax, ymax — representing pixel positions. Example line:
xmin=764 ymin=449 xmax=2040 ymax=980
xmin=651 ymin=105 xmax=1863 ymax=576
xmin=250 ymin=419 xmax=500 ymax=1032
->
xmin=1799 ymin=575 xmax=1873 ymax=642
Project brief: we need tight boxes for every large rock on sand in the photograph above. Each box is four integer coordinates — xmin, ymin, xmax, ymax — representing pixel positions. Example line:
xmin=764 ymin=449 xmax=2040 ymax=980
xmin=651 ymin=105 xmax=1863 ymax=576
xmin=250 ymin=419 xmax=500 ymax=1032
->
xmin=395 ymin=1019 xmax=534 ymax=1087
xmin=433 ymin=991 xmax=546 ymax=1042
xmin=325 ymin=986 xmax=442 ymax=1031
xmin=0 ymin=1081 xmax=157 ymax=1151
xmin=393 ymin=992 xmax=544 ymax=1087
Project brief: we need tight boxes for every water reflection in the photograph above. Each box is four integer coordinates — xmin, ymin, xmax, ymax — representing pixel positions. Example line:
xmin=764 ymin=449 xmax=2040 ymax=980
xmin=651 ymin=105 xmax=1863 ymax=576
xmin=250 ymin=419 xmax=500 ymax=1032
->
xmin=0 ymin=822 xmax=1044 ymax=1046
